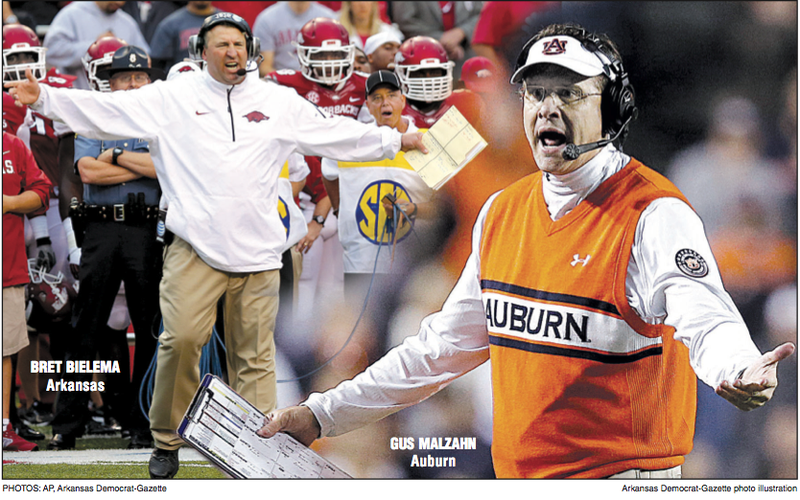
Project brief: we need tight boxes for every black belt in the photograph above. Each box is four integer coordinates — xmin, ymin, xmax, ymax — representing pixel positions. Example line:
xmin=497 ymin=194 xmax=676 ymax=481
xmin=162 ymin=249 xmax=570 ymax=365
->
xmin=81 ymin=204 xmax=159 ymax=224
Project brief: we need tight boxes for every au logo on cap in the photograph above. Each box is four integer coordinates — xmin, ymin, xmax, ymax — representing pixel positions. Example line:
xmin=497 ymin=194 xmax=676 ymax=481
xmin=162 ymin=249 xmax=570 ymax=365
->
xmin=130 ymin=54 xmax=137 ymax=63
xmin=542 ymin=39 xmax=568 ymax=55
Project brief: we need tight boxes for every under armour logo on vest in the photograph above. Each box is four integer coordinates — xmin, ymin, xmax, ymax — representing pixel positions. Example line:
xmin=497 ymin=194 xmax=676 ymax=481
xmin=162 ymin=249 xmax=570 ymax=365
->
xmin=571 ymin=254 xmax=591 ymax=267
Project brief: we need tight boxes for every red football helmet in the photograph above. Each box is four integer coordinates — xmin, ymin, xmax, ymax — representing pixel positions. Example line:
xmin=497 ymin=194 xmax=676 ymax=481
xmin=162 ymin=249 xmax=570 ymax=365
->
xmin=294 ymin=18 xmax=354 ymax=85
xmin=2 ymin=24 xmax=46 ymax=83
xmin=25 ymin=259 xmax=77 ymax=322
xmin=394 ymin=36 xmax=454 ymax=103
xmin=82 ymin=36 xmax=127 ymax=92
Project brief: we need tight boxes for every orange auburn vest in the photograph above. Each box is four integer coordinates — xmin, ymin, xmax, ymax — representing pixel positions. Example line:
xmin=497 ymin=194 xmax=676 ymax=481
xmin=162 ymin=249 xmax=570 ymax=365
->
xmin=479 ymin=159 xmax=697 ymax=478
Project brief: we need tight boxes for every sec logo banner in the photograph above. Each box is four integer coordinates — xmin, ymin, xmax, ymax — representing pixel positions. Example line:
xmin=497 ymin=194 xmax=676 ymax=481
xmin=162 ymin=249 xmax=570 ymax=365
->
xmin=357 ymin=181 xmax=413 ymax=245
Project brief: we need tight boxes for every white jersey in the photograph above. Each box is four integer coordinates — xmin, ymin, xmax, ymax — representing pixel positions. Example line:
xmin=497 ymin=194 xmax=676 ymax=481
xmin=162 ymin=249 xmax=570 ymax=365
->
xmin=305 ymin=144 xmax=762 ymax=439
xmin=32 ymin=69 xmax=402 ymax=272
xmin=321 ymin=120 xmax=434 ymax=273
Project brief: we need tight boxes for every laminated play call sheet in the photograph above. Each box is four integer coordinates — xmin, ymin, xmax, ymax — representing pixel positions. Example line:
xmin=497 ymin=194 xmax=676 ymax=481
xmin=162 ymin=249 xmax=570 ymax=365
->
xmin=179 ymin=374 xmax=351 ymax=479
xmin=404 ymin=106 xmax=487 ymax=190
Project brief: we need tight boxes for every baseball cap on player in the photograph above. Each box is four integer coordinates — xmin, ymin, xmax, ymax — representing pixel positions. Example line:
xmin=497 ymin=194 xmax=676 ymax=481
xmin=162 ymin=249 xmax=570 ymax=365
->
xmin=95 ymin=45 xmax=165 ymax=81
xmin=363 ymin=31 xmax=402 ymax=56
xmin=510 ymin=35 xmax=607 ymax=84
xmin=365 ymin=70 xmax=401 ymax=97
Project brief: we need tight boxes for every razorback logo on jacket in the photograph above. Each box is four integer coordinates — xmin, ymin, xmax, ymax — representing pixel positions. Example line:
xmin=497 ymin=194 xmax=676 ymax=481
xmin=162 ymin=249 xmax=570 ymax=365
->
xmin=244 ymin=111 xmax=269 ymax=123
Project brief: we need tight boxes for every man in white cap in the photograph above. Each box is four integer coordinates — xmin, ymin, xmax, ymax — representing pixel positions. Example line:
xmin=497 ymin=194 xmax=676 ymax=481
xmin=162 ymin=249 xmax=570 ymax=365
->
xmin=257 ymin=23 xmax=795 ymax=479
xmin=363 ymin=31 xmax=402 ymax=72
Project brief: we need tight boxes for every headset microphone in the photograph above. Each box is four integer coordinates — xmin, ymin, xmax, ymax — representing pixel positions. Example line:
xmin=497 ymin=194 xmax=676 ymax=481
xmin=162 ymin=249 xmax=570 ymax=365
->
xmin=561 ymin=112 xmax=636 ymax=161
xmin=236 ymin=55 xmax=264 ymax=76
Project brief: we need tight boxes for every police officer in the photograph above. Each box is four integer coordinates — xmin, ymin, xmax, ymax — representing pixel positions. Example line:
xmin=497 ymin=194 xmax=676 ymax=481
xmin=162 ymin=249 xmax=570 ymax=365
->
xmin=47 ymin=45 xmax=164 ymax=450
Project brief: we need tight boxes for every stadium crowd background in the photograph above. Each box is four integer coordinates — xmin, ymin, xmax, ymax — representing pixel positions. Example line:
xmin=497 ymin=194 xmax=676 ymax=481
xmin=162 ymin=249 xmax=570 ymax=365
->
xmin=2 ymin=1 xmax=796 ymax=479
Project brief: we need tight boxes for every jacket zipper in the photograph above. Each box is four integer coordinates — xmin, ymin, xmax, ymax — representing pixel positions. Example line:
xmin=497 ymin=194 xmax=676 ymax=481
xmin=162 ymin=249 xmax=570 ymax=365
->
xmin=227 ymin=87 xmax=236 ymax=142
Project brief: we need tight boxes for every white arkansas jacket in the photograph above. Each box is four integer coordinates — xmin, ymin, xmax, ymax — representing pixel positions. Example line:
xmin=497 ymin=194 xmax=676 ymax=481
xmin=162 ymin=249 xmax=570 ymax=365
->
xmin=31 ymin=68 xmax=402 ymax=272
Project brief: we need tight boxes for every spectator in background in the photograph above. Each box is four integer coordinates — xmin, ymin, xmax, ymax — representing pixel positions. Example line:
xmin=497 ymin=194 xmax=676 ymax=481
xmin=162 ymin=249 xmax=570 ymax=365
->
xmin=210 ymin=1 xmax=276 ymax=28
xmin=471 ymin=1 xmax=558 ymax=82
xmin=2 ymin=1 xmax=62 ymax=32
xmin=43 ymin=1 xmax=149 ymax=90
xmin=149 ymin=1 xmax=217 ymax=72
xmin=121 ymin=1 xmax=182 ymax=45
xmin=253 ymin=1 xmax=337 ymax=77
xmin=338 ymin=1 xmax=402 ymax=51
xmin=392 ymin=1 xmax=482 ymax=79
xmin=668 ymin=95 xmax=790 ymax=242
xmin=363 ymin=30 xmax=401 ymax=72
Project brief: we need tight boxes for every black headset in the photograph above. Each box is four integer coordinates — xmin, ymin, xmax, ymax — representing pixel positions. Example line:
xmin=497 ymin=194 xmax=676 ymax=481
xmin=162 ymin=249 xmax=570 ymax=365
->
xmin=187 ymin=12 xmax=261 ymax=62
xmin=513 ymin=28 xmax=638 ymax=140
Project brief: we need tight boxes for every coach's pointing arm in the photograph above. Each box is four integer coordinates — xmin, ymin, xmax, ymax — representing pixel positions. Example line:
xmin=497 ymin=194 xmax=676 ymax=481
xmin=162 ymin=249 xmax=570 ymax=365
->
xmin=6 ymin=68 xmax=159 ymax=142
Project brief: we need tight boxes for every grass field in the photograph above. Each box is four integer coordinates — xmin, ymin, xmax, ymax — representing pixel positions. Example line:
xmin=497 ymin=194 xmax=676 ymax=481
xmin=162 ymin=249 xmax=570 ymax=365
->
xmin=2 ymin=427 xmax=226 ymax=479
xmin=2 ymin=463 xmax=226 ymax=479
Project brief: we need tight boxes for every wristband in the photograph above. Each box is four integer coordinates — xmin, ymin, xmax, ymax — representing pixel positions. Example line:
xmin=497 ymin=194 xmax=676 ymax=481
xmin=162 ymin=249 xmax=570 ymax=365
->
xmin=63 ymin=217 xmax=79 ymax=252
xmin=29 ymin=215 xmax=50 ymax=240
xmin=407 ymin=203 xmax=418 ymax=220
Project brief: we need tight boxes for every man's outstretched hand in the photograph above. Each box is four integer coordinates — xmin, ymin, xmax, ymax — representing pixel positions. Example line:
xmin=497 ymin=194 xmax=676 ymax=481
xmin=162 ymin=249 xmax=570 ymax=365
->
xmin=5 ymin=68 xmax=41 ymax=107
xmin=256 ymin=405 xmax=321 ymax=447
xmin=715 ymin=342 xmax=795 ymax=411
xmin=401 ymin=132 xmax=428 ymax=154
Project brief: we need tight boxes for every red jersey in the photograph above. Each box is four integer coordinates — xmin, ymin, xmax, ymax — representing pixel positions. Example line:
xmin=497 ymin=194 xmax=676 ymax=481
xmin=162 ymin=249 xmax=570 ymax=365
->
xmin=266 ymin=69 xmax=370 ymax=202
xmin=402 ymin=88 xmax=484 ymax=128
xmin=3 ymin=132 xmax=52 ymax=287
xmin=266 ymin=69 xmax=368 ymax=120
xmin=28 ymin=68 xmax=76 ymax=193
xmin=3 ymin=91 xmax=28 ymax=137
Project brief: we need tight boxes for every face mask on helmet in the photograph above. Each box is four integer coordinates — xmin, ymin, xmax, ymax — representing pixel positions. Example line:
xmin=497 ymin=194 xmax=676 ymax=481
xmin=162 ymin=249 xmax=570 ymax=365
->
xmin=296 ymin=39 xmax=355 ymax=85
xmin=82 ymin=37 xmax=127 ymax=92
xmin=26 ymin=259 xmax=77 ymax=322
xmin=294 ymin=18 xmax=355 ymax=86
xmin=2 ymin=24 xmax=47 ymax=83
xmin=394 ymin=38 xmax=455 ymax=103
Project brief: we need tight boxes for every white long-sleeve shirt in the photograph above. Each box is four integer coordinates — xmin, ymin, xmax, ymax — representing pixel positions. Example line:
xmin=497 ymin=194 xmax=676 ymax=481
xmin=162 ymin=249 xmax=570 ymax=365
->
xmin=305 ymin=145 xmax=762 ymax=438
xmin=31 ymin=69 xmax=402 ymax=272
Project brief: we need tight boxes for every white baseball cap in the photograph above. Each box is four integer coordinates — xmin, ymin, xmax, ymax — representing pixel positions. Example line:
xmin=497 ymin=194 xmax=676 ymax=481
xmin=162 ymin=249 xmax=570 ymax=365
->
xmin=511 ymin=35 xmax=610 ymax=83
xmin=364 ymin=31 xmax=402 ymax=56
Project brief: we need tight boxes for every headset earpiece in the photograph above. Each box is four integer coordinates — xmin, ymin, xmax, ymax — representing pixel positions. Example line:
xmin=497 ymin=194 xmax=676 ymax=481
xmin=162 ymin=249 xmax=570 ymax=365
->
xmin=249 ymin=36 xmax=260 ymax=61
xmin=581 ymin=33 xmax=637 ymax=140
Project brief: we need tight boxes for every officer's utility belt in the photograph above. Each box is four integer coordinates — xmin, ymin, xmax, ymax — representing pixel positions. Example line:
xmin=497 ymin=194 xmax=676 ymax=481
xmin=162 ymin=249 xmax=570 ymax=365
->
xmin=70 ymin=193 xmax=158 ymax=225
xmin=80 ymin=203 xmax=159 ymax=224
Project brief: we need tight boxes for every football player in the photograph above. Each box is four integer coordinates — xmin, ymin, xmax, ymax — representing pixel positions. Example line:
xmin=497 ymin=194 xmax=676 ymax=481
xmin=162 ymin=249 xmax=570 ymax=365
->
xmin=3 ymin=23 xmax=79 ymax=435
xmin=265 ymin=17 xmax=369 ymax=332
xmin=394 ymin=36 xmax=484 ymax=128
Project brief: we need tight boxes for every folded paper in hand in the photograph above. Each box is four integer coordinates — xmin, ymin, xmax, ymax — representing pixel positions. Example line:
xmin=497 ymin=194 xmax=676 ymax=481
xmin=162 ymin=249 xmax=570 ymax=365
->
xmin=179 ymin=374 xmax=351 ymax=478
xmin=404 ymin=106 xmax=488 ymax=190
